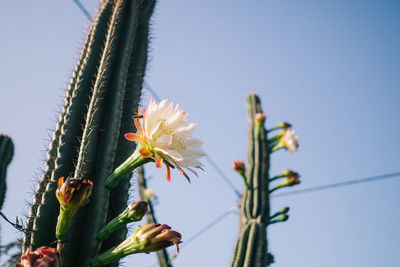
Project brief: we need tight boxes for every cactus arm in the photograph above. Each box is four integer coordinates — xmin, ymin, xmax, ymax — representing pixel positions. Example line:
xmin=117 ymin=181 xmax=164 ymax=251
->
xmin=137 ymin=166 xmax=173 ymax=267
xmin=24 ymin=1 xmax=115 ymax=252
xmin=60 ymin=1 xmax=144 ymax=266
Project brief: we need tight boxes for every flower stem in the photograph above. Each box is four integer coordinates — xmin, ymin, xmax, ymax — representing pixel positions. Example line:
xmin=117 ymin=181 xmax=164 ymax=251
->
xmin=269 ymin=174 xmax=285 ymax=182
xmin=240 ymin=173 xmax=250 ymax=189
xmin=104 ymin=149 xmax=152 ymax=190
xmin=56 ymin=207 xmax=77 ymax=242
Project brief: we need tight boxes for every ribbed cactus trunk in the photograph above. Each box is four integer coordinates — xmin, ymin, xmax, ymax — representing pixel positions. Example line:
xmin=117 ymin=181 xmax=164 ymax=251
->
xmin=231 ymin=94 xmax=270 ymax=267
xmin=22 ymin=0 xmax=156 ymax=266
xmin=137 ymin=166 xmax=173 ymax=267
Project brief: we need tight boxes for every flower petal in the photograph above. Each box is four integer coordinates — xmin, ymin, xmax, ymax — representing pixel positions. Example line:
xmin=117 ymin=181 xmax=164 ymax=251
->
xmin=139 ymin=147 xmax=153 ymax=158
xmin=124 ymin=133 xmax=144 ymax=142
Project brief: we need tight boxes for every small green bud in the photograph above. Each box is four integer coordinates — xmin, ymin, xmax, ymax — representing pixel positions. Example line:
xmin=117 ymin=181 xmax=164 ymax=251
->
xmin=98 ymin=201 xmax=149 ymax=240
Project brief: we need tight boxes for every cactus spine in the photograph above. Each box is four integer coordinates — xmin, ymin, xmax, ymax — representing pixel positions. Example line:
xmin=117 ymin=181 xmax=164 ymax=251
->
xmin=22 ymin=0 xmax=156 ymax=266
xmin=231 ymin=94 xmax=270 ymax=267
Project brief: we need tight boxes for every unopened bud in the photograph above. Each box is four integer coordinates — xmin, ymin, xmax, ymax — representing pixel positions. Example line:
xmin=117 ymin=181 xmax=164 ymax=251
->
xmin=255 ymin=113 xmax=266 ymax=124
xmin=56 ymin=177 xmax=93 ymax=241
xmin=90 ymin=223 xmax=182 ymax=266
xmin=232 ymin=161 xmax=246 ymax=174
xmin=269 ymin=214 xmax=289 ymax=225
xmin=280 ymin=173 xmax=301 ymax=187
xmin=98 ymin=201 xmax=149 ymax=240
xmin=56 ymin=177 xmax=93 ymax=211
xmin=281 ymin=169 xmax=299 ymax=177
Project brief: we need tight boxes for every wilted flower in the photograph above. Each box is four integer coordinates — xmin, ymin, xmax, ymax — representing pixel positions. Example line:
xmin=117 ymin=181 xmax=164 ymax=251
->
xmin=56 ymin=177 xmax=93 ymax=211
xmin=15 ymin=247 xmax=60 ymax=267
xmin=98 ymin=201 xmax=148 ymax=241
xmin=90 ymin=223 xmax=182 ymax=266
xmin=55 ymin=177 xmax=93 ymax=241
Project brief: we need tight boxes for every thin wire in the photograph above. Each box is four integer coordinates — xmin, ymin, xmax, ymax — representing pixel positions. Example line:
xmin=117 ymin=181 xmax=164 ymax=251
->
xmin=73 ymin=0 xmax=92 ymax=20
xmin=205 ymin=156 xmax=241 ymax=197
xmin=183 ymin=205 xmax=238 ymax=247
xmin=272 ymin=171 xmax=400 ymax=198
xmin=143 ymin=81 xmax=161 ymax=102
xmin=148 ymin=206 xmax=237 ymax=267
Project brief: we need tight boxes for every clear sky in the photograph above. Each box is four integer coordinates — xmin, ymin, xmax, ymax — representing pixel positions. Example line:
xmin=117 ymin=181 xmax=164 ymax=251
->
xmin=1 ymin=1 xmax=399 ymax=267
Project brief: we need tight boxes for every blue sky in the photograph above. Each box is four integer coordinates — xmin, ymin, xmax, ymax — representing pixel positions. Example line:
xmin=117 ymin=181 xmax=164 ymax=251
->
xmin=1 ymin=1 xmax=399 ymax=266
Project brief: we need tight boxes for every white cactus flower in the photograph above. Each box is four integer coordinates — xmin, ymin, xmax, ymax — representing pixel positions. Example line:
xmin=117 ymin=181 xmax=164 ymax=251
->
xmin=124 ymin=98 xmax=205 ymax=181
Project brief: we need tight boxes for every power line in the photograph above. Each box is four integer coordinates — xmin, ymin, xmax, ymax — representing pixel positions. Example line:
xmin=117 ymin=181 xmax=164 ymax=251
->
xmin=182 ymin=206 xmax=238 ymax=247
xmin=205 ymin=156 xmax=241 ymax=197
xmin=73 ymin=0 xmax=92 ymax=20
xmin=148 ymin=206 xmax=237 ymax=267
xmin=143 ymin=81 xmax=161 ymax=102
xmin=272 ymin=171 xmax=400 ymax=198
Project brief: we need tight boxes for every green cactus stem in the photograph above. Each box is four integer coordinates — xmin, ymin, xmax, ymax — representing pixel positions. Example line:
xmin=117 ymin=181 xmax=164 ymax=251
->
xmin=23 ymin=0 xmax=156 ymax=266
xmin=230 ymin=94 xmax=270 ymax=267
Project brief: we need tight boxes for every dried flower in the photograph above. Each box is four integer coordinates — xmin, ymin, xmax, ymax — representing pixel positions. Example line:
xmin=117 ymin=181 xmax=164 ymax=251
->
xmin=16 ymin=247 xmax=60 ymax=267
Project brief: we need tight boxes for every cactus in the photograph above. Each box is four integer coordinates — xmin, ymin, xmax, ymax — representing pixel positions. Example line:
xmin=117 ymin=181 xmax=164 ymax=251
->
xmin=22 ymin=0 xmax=156 ymax=266
xmin=231 ymin=94 xmax=300 ymax=266
xmin=230 ymin=94 xmax=270 ymax=267
xmin=0 ymin=134 xmax=14 ymax=210
xmin=0 ymin=133 xmax=14 ymax=260
xmin=137 ymin=166 xmax=173 ymax=267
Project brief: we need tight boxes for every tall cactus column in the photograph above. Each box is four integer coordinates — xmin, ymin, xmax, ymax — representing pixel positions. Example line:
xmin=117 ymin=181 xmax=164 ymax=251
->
xmin=22 ymin=0 xmax=156 ymax=266
xmin=231 ymin=94 xmax=270 ymax=267
xmin=231 ymin=94 xmax=300 ymax=267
